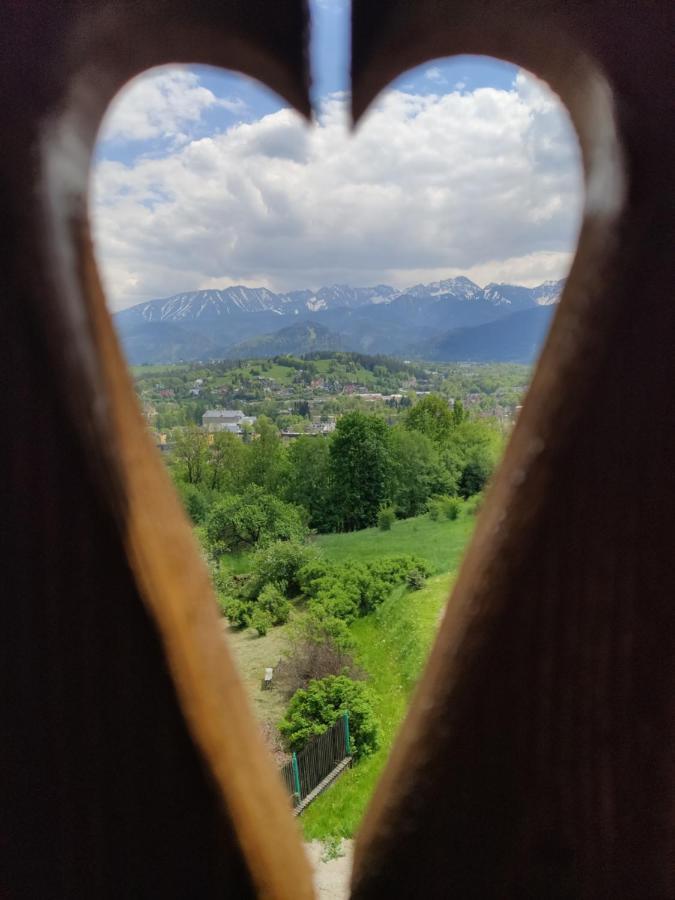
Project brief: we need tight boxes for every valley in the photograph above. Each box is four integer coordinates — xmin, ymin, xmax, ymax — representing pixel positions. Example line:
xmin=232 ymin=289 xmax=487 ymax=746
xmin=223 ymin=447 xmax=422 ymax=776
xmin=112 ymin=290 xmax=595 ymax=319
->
xmin=131 ymin=350 xmax=528 ymax=840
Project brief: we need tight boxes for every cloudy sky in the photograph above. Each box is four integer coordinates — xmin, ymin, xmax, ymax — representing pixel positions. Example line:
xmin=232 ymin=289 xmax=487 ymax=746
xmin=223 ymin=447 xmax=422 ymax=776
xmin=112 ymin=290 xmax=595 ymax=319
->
xmin=91 ymin=0 xmax=583 ymax=312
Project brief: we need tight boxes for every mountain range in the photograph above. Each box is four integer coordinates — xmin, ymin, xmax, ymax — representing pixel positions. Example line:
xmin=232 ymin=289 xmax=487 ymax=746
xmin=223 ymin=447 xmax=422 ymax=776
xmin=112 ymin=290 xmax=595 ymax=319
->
xmin=114 ymin=276 xmax=563 ymax=365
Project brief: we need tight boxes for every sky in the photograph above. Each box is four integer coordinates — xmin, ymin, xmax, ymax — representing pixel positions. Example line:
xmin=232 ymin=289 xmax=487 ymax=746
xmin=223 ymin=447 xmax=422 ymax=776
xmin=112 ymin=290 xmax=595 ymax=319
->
xmin=92 ymin=0 xmax=583 ymax=312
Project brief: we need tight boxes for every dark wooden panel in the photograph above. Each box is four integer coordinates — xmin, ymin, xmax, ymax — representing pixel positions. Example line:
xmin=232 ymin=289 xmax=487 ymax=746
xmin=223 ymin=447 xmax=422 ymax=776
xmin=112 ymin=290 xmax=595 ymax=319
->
xmin=0 ymin=1 xmax=313 ymax=897
xmin=350 ymin=1 xmax=675 ymax=897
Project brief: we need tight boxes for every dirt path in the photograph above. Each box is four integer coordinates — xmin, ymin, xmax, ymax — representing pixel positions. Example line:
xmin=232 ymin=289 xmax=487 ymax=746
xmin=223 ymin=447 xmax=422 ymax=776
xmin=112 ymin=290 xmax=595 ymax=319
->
xmin=304 ymin=841 xmax=353 ymax=900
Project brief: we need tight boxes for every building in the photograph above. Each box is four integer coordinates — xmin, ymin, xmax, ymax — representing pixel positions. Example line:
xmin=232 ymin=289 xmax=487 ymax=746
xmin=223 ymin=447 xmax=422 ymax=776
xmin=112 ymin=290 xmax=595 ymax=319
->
xmin=202 ymin=409 xmax=257 ymax=434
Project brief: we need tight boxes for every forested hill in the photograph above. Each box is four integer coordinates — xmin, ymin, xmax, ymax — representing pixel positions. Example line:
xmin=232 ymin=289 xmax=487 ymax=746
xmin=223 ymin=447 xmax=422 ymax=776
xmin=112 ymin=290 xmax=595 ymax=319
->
xmin=418 ymin=306 xmax=556 ymax=363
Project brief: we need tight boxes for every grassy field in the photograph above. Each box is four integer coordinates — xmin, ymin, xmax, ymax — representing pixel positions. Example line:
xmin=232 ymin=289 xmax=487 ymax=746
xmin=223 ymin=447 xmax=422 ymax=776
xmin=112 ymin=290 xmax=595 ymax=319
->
xmin=223 ymin=620 xmax=291 ymax=730
xmin=300 ymin=572 xmax=456 ymax=839
xmin=315 ymin=509 xmax=475 ymax=574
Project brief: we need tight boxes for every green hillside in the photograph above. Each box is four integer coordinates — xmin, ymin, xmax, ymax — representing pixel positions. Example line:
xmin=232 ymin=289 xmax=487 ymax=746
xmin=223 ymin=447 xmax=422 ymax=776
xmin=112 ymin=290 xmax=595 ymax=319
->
xmin=301 ymin=510 xmax=475 ymax=839
xmin=315 ymin=511 xmax=475 ymax=574
xmin=301 ymin=572 xmax=456 ymax=839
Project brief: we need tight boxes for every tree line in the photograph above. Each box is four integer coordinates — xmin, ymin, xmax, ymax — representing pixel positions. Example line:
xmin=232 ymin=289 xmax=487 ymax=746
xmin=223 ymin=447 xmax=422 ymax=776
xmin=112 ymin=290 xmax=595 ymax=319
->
xmin=171 ymin=394 xmax=503 ymax=535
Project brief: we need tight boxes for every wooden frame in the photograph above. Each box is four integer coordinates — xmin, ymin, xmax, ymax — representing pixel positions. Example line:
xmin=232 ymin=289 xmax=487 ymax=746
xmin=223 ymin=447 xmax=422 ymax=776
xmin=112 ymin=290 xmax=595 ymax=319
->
xmin=1 ymin=1 xmax=672 ymax=897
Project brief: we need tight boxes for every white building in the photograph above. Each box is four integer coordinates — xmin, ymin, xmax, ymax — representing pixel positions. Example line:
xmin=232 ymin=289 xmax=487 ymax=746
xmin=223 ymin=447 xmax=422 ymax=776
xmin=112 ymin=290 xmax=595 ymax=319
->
xmin=202 ymin=409 xmax=256 ymax=433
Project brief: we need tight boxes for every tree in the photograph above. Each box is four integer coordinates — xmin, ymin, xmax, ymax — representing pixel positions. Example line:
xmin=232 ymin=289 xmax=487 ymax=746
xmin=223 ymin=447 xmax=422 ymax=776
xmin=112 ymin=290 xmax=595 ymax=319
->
xmin=452 ymin=398 xmax=468 ymax=426
xmin=329 ymin=412 xmax=391 ymax=531
xmin=404 ymin=394 xmax=455 ymax=444
xmin=389 ymin=427 xmax=454 ymax=518
xmin=285 ymin=436 xmax=334 ymax=532
xmin=278 ymin=675 xmax=380 ymax=760
xmin=172 ymin=425 xmax=207 ymax=484
xmin=207 ymin=430 xmax=247 ymax=491
xmin=205 ymin=485 xmax=307 ymax=552
xmin=451 ymin=420 xmax=503 ymax=498
xmin=246 ymin=416 xmax=288 ymax=493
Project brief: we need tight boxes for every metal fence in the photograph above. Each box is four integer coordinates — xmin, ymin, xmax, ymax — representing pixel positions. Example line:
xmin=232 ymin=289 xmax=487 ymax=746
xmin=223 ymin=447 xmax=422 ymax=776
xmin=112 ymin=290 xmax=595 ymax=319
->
xmin=280 ymin=713 xmax=352 ymax=812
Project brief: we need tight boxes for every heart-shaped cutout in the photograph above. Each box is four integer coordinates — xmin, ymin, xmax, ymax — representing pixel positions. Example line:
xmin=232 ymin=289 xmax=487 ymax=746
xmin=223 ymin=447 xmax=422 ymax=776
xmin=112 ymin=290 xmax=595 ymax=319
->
xmin=91 ymin=51 xmax=581 ymax=887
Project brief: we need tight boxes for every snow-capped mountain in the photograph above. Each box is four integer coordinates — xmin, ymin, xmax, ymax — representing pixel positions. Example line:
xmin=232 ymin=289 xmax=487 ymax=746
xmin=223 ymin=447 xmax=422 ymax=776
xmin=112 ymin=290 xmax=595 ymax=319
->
xmin=113 ymin=277 xmax=565 ymax=364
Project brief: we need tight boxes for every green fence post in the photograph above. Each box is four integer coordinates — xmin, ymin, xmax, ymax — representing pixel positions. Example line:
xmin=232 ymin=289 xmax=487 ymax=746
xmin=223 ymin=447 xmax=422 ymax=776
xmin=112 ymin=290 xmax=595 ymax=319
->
xmin=291 ymin=752 xmax=301 ymax=801
xmin=344 ymin=711 xmax=351 ymax=756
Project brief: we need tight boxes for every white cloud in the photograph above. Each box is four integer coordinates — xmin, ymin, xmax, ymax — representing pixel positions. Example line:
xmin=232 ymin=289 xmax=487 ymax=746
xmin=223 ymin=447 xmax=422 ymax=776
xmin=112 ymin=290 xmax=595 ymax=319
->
xmin=91 ymin=71 xmax=582 ymax=310
xmin=424 ymin=66 xmax=446 ymax=84
xmin=98 ymin=68 xmax=246 ymax=145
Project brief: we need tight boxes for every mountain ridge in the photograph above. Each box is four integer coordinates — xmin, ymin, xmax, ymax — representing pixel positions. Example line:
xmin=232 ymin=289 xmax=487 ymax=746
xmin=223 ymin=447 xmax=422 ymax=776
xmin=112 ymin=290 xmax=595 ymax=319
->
xmin=113 ymin=276 xmax=564 ymax=364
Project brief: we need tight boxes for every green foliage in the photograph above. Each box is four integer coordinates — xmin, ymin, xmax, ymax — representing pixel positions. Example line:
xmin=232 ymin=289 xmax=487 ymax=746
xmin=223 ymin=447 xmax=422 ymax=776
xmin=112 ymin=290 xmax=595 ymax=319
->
xmin=451 ymin=398 xmax=467 ymax=425
xmin=444 ymin=497 xmax=462 ymax=520
xmin=451 ymin=420 xmax=502 ymax=498
xmin=249 ymin=607 xmax=273 ymax=637
xmin=465 ymin=491 xmax=485 ymax=515
xmin=428 ymin=495 xmax=462 ymax=522
xmin=279 ymin=675 xmax=380 ymax=760
xmin=257 ymin=583 xmax=291 ymax=626
xmin=329 ymin=412 xmax=392 ymax=531
xmin=427 ymin=499 xmax=441 ymax=521
xmin=284 ymin=436 xmax=334 ymax=532
xmin=172 ymin=424 xmax=207 ymax=484
xmin=175 ymin=481 xmax=209 ymax=524
xmin=205 ymin=485 xmax=306 ymax=553
xmin=301 ymin=573 xmax=455 ymax=839
xmin=405 ymin=568 xmax=427 ymax=590
xmin=249 ymin=540 xmax=317 ymax=598
xmin=246 ymin=417 xmax=289 ymax=493
xmin=320 ymin=837 xmax=345 ymax=863
xmin=377 ymin=505 xmax=396 ymax=531
xmin=389 ymin=427 xmax=455 ymax=518
xmin=404 ymin=394 xmax=455 ymax=444
xmin=299 ymin=555 xmax=431 ymax=626
xmin=315 ymin=510 xmax=475 ymax=575
xmin=207 ymin=430 xmax=247 ymax=492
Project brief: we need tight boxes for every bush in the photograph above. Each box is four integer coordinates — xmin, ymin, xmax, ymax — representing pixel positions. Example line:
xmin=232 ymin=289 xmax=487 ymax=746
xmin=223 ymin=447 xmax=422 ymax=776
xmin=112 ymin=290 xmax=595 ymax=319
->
xmin=279 ymin=675 xmax=380 ymax=760
xmin=275 ymin=628 xmax=363 ymax=697
xmin=465 ymin=491 xmax=484 ymax=516
xmin=250 ymin=607 xmax=273 ymax=637
xmin=444 ymin=497 xmax=462 ymax=520
xmin=299 ymin=555 xmax=432 ymax=622
xmin=377 ymin=505 xmax=396 ymax=531
xmin=257 ymin=582 xmax=291 ymax=626
xmin=176 ymin=482 xmax=209 ymax=524
xmin=427 ymin=499 xmax=441 ymax=521
xmin=406 ymin=568 xmax=427 ymax=591
xmin=249 ymin=540 xmax=318 ymax=598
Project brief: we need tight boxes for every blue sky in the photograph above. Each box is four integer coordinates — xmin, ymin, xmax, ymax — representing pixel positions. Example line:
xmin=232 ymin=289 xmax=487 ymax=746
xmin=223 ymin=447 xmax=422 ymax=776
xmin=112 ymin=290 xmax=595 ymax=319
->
xmin=93 ymin=0 xmax=581 ymax=310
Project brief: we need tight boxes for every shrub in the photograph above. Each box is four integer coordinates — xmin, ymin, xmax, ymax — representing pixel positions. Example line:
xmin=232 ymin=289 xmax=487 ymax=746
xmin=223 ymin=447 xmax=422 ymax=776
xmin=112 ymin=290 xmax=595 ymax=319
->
xmin=279 ymin=675 xmax=380 ymax=760
xmin=465 ymin=491 xmax=484 ymax=516
xmin=427 ymin=499 xmax=441 ymax=521
xmin=250 ymin=607 xmax=273 ymax=637
xmin=406 ymin=568 xmax=427 ymax=591
xmin=275 ymin=629 xmax=363 ymax=697
xmin=257 ymin=582 xmax=291 ymax=626
xmin=300 ymin=555 xmax=432 ymax=622
xmin=299 ymin=610 xmax=356 ymax=652
xmin=377 ymin=505 xmax=396 ymax=531
xmin=250 ymin=540 xmax=318 ymax=598
xmin=219 ymin=596 xmax=250 ymax=628
xmin=176 ymin=482 xmax=209 ymax=524
xmin=443 ymin=497 xmax=462 ymax=520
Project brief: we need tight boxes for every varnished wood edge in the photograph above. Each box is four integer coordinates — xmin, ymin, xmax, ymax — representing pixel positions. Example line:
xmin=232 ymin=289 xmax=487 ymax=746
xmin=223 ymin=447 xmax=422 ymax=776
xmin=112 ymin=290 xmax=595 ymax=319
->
xmin=349 ymin=19 xmax=627 ymax=891
xmin=32 ymin=5 xmax=315 ymax=898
